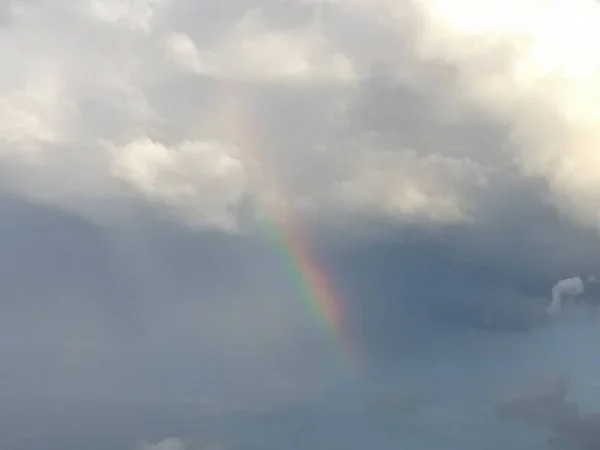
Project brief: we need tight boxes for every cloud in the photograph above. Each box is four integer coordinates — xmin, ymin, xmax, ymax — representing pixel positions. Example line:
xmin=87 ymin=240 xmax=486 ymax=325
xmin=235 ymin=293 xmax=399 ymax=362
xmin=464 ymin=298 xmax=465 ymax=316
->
xmin=136 ymin=437 xmax=228 ymax=450
xmin=110 ymin=138 xmax=248 ymax=229
xmin=137 ymin=437 xmax=187 ymax=450
xmin=164 ymin=9 xmax=357 ymax=83
xmin=0 ymin=0 xmax=500 ymax=232
xmin=547 ymin=276 xmax=585 ymax=315
xmin=164 ymin=32 xmax=207 ymax=73
xmin=2 ymin=0 xmax=599 ymax=399
xmin=5 ymin=3 xmax=600 ymax=449
xmin=386 ymin=0 xmax=600 ymax=229
xmin=89 ymin=0 xmax=167 ymax=34
xmin=0 ymin=0 xmax=598 ymax=236
xmin=328 ymin=146 xmax=486 ymax=223
xmin=0 ymin=0 xmax=598 ymax=379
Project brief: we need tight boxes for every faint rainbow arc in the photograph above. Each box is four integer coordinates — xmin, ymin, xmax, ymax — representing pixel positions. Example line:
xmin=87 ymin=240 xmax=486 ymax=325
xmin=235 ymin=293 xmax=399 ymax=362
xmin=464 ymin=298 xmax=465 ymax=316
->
xmin=208 ymin=85 xmax=358 ymax=366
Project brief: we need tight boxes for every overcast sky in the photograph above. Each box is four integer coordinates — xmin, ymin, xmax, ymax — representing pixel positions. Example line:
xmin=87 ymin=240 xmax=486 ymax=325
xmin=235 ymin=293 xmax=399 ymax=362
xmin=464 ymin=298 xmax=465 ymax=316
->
xmin=2 ymin=0 xmax=600 ymax=449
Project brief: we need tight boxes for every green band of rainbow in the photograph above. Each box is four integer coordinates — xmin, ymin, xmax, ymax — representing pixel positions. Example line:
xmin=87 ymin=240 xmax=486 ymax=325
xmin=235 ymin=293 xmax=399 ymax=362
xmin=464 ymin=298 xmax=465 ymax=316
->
xmin=207 ymin=84 xmax=359 ymax=368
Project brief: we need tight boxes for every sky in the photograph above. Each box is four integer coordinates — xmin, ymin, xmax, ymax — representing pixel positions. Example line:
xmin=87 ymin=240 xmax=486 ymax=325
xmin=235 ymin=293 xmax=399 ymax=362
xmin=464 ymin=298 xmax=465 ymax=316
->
xmin=2 ymin=0 xmax=600 ymax=449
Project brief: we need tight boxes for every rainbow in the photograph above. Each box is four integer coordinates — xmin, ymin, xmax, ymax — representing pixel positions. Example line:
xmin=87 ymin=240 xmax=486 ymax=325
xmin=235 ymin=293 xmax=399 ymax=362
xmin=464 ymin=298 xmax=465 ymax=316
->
xmin=206 ymin=83 xmax=358 ymax=367
xmin=264 ymin=206 xmax=357 ymax=365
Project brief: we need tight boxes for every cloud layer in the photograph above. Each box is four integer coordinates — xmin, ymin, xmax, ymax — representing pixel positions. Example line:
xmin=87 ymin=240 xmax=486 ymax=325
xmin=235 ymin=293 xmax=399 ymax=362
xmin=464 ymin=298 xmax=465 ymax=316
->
xmin=0 ymin=0 xmax=501 ymax=231
xmin=3 ymin=4 xmax=600 ymax=448
xmin=401 ymin=0 xmax=600 ymax=227
xmin=1 ymin=0 xmax=598 ymax=235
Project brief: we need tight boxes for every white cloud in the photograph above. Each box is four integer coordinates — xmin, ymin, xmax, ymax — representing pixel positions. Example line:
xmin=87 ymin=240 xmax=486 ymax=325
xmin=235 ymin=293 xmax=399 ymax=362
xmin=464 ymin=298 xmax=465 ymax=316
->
xmin=546 ymin=276 xmax=585 ymax=315
xmin=388 ymin=0 xmax=600 ymax=229
xmin=89 ymin=0 xmax=167 ymax=34
xmin=2 ymin=0 xmax=590 ymax=233
xmin=0 ymin=1 xmax=364 ymax=230
xmin=136 ymin=437 xmax=227 ymax=450
xmin=137 ymin=437 xmax=186 ymax=450
xmin=164 ymin=10 xmax=357 ymax=83
xmin=0 ymin=50 xmax=70 ymax=160
xmin=165 ymin=32 xmax=207 ymax=73
xmin=111 ymin=138 xmax=248 ymax=229
xmin=329 ymin=147 xmax=486 ymax=223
